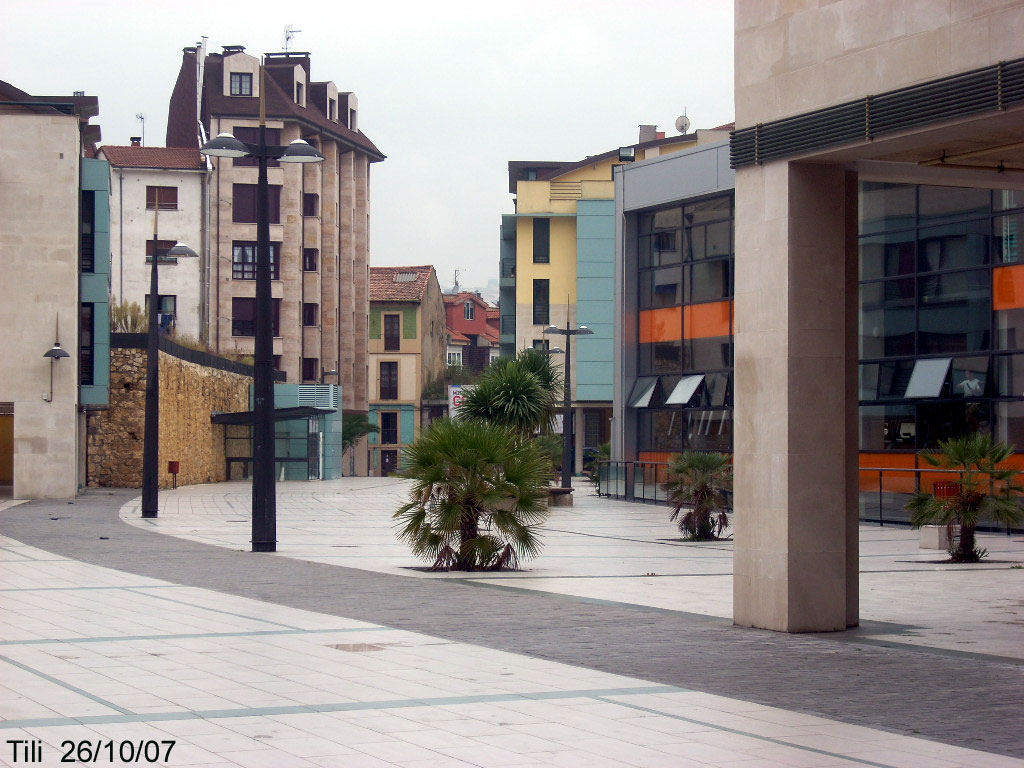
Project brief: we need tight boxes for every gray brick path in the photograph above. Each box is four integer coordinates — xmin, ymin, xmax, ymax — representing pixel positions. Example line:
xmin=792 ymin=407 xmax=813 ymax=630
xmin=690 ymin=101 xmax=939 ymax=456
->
xmin=4 ymin=489 xmax=1022 ymax=759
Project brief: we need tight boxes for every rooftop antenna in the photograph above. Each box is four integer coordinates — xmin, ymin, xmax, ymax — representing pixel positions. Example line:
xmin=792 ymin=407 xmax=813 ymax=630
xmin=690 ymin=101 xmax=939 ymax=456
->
xmin=135 ymin=113 xmax=145 ymax=145
xmin=675 ymin=108 xmax=691 ymax=135
xmin=283 ymin=25 xmax=302 ymax=52
xmin=453 ymin=269 xmax=462 ymax=293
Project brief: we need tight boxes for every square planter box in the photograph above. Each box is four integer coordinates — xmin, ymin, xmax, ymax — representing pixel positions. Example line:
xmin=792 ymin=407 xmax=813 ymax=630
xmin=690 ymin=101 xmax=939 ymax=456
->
xmin=920 ymin=524 xmax=958 ymax=550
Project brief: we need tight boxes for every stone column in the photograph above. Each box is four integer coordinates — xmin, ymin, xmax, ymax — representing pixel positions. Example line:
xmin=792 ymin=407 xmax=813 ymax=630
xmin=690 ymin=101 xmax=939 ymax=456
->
xmin=733 ymin=161 xmax=859 ymax=632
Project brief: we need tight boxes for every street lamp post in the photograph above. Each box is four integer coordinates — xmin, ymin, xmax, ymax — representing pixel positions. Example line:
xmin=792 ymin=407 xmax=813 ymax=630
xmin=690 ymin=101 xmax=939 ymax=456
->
xmin=200 ymin=65 xmax=324 ymax=551
xmin=141 ymin=206 xmax=198 ymax=518
xmin=543 ymin=323 xmax=593 ymax=489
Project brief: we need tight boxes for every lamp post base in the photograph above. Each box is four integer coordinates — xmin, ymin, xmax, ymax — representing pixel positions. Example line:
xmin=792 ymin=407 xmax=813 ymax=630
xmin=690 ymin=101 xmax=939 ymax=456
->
xmin=141 ymin=510 xmax=158 ymax=519
xmin=251 ymin=541 xmax=277 ymax=553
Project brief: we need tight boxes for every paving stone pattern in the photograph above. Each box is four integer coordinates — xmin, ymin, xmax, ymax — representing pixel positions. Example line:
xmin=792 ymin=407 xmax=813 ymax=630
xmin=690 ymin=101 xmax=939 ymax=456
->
xmin=4 ymin=489 xmax=1023 ymax=759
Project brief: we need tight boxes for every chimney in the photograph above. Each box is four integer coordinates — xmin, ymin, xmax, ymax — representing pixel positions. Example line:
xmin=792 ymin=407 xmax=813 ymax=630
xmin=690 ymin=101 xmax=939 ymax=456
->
xmin=656 ymin=131 xmax=665 ymax=139
xmin=222 ymin=45 xmax=246 ymax=55
xmin=73 ymin=90 xmax=85 ymax=97
xmin=130 ymin=137 xmax=142 ymax=147
xmin=638 ymin=124 xmax=657 ymax=143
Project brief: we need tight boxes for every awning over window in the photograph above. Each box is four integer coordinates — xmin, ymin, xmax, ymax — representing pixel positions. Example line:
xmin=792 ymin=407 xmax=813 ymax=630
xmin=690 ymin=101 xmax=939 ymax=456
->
xmin=627 ymin=377 xmax=659 ymax=408
xmin=665 ymin=374 xmax=704 ymax=405
xmin=904 ymin=358 xmax=951 ymax=398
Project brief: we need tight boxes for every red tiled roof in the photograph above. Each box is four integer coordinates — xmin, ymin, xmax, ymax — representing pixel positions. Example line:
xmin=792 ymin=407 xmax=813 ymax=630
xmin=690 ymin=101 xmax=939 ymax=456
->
xmin=369 ymin=265 xmax=435 ymax=302
xmin=443 ymin=291 xmax=488 ymax=307
xmin=711 ymin=122 xmax=735 ymax=131
xmin=98 ymin=145 xmax=204 ymax=170
xmin=448 ymin=330 xmax=470 ymax=344
xmin=485 ymin=307 xmax=500 ymax=319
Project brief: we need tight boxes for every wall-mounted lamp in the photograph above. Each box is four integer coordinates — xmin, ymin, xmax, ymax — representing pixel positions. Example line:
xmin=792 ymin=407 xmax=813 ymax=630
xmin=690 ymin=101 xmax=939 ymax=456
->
xmin=42 ymin=317 xmax=70 ymax=402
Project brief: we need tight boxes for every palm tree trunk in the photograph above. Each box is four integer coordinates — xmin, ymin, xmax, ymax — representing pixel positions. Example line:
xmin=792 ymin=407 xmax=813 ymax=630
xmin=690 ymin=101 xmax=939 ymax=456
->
xmin=958 ymin=523 xmax=977 ymax=561
xmin=457 ymin=510 xmax=480 ymax=571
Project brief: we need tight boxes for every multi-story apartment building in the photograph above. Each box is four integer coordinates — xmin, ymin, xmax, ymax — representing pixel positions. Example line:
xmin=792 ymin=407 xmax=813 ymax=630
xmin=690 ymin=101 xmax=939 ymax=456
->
xmin=0 ymin=80 xmax=110 ymax=498
xmin=368 ymin=266 xmax=446 ymax=476
xmin=165 ymin=43 xmax=385 ymax=474
xmin=97 ymin=143 xmax=208 ymax=340
xmin=501 ymin=125 xmax=730 ymax=472
xmin=443 ymin=292 xmax=500 ymax=372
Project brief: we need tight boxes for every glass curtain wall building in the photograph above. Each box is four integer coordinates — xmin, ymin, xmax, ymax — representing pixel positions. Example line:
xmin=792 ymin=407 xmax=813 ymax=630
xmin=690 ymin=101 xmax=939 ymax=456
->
xmin=624 ymin=172 xmax=1024 ymax=470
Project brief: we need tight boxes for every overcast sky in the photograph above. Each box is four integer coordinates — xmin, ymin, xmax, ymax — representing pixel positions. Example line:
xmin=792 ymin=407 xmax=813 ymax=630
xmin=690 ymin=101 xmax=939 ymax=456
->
xmin=5 ymin=0 xmax=734 ymax=296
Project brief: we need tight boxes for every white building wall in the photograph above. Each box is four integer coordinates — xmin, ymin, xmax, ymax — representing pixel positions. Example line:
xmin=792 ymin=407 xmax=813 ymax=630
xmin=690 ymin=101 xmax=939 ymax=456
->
xmin=0 ymin=111 xmax=82 ymax=498
xmin=108 ymin=168 xmax=205 ymax=339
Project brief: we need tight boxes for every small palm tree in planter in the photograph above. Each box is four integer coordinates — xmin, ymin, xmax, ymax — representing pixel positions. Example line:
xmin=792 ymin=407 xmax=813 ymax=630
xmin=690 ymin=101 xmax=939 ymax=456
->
xmin=664 ymin=451 xmax=732 ymax=540
xmin=394 ymin=419 xmax=551 ymax=571
xmin=906 ymin=433 xmax=1023 ymax=563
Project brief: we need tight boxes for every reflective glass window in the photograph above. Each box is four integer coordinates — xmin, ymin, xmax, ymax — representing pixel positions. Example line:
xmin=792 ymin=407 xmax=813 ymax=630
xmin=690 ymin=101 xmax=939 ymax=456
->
xmin=995 ymin=400 xmax=1024 ymax=446
xmin=996 ymin=307 xmax=1024 ymax=350
xmin=918 ymin=185 xmax=990 ymax=225
xmin=860 ymin=182 xmax=915 ymax=234
xmin=859 ymin=404 xmax=916 ymax=450
xmin=653 ymin=208 xmax=682 ymax=229
xmin=684 ymin=197 xmax=730 ymax=225
xmin=640 ymin=267 xmax=682 ymax=309
xmin=859 ymin=231 xmax=916 ymax=280
xmin=705 ymin=372 xmax=730 ymax=407
xmin=639 ymin=341 xmax=683 ymax=375
xmin=705 ymin=221 xmax=731 ymax=258
xmin=917 ymin=221 xmax=989 ymax=272
xmin=994 ymin=189 xmax=1024 ymax=213
xmin=689 ymin=260 xmax=731 ymax=302
xmin=993 ymin=214 xmax=1024 ymax=264
xmin=917 ymin=269 xmax=990 ymax=353
xmin=682 ymin=409 xmax=732 ymax=452
xmin=686 ymin=337 xmax=732 ymax=371
xmin=994 ymin=354 xmax=1024 ymax=398
xmin=950 ymin=356 xmax=988 ymax=398
xmin=859 ymin=279 xmax=915 ymax=358
xmin=917 ymin=401 xmax=990 ymax=448
xmin=653 ymin=230 xmax=681 ymax=265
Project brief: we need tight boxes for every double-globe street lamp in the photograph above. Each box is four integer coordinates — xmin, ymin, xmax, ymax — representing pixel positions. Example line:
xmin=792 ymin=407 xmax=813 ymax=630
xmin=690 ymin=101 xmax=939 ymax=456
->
xmin=141 ymin=184 xmax=198 ymax=519
xmin=199 ymin=72 xmax=324 ymax=552
xmin=543 ymin=323 xmax=593 ymax=489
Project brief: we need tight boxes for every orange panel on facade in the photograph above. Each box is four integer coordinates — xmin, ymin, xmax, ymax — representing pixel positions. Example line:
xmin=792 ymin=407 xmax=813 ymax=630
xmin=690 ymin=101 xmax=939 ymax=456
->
xmin=993 ymin=265 xmax=1024 ymax=310
xmin=859 ymin=451 xmax=916 ymax=493
xmin=638 ymin=451 xmax=676 ymax=464
xmin=638 ymin=307 xmax=682 ymax=343
xmin=684 ymin=300 xmax=732 ymax=339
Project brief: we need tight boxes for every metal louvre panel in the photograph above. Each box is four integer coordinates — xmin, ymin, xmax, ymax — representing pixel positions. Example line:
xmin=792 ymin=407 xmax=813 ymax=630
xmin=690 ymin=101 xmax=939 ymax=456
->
xmin=297 ymin=384 xmax=338 ymax=409
xmin=731 ymin=57 xmax=1024 ymax=169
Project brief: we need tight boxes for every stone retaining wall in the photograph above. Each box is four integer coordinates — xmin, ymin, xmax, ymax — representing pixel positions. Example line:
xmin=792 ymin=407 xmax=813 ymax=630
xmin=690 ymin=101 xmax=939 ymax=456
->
xmin=87 ymin=347 xmax=250 ymax=489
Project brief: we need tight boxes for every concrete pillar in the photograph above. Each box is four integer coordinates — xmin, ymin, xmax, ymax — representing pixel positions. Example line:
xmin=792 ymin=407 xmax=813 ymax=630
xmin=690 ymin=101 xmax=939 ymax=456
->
xmin=733 ymin=162 xmax=859 ymax=632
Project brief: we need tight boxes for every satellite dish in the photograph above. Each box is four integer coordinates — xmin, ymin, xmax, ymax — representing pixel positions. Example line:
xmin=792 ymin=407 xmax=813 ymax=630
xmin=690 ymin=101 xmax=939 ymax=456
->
xmin=675 ymin=115 xmax=691 ymax=134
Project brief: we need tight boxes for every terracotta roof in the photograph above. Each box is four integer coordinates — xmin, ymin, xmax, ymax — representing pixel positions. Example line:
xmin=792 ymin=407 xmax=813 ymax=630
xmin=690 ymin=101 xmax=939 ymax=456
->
xmin=448 ymin=330 xmax=470 ymax=345
xmin=711 ymin=122 xmax=735 ymax=131
xmin=369 ymin=265 xmax=435 ymax=302
xmin=443 ymin=291 xmax=488 ymax=306
xmin=98 ymin=145 xmax=204 ymax=170
xmin=485 ymin=307 xmax=500 ymax=320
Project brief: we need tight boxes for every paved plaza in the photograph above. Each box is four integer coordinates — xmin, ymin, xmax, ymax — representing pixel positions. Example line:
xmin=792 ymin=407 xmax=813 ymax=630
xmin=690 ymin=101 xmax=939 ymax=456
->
xmin=0 ymin=480 xmax=1022 ymax=767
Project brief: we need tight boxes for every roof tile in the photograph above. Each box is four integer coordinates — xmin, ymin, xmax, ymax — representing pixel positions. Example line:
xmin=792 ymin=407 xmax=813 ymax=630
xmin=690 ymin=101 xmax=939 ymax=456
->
xmin=98 ymin=146 xmax=204 ymax=170
xmin=369 ymin=265 xmax=435 ymax=302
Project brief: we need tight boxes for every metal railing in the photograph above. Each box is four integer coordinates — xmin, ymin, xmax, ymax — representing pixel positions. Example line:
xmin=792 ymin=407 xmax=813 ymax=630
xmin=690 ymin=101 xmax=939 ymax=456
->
xmin=596 ymin=461 xmax=671 ymax=504
xmin=860 ymin=466 xmax=1021 ymax=533
xmin=597 ymin=461 xmax=1022 ymax=533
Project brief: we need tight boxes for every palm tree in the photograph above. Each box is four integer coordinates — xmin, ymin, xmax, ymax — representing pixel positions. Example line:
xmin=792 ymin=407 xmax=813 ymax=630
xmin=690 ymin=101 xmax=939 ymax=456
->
xmin=663 ymin=451 xmax=732 ymax=540
xmin=341 ymin=413 xmax=379 ymax=453
xmin=457 ymin=351 xmax=561 ymax=437
xmin=394 ymin=419 xmax=551 ymax=571
xmin=906 ymin=432 xmax=1023 ymax=562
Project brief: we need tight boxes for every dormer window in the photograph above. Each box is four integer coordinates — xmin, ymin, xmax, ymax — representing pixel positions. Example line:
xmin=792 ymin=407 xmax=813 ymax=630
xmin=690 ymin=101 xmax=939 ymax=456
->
xmin=295 ymin=81 xmax=304 ymax=106
xmin=328 ymin=98 xmax=337 ymax=121
xmin=464 ymin=302 xmax=475 ymax=321
xmin=230 ymin=73 xmax=252 ymax=96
